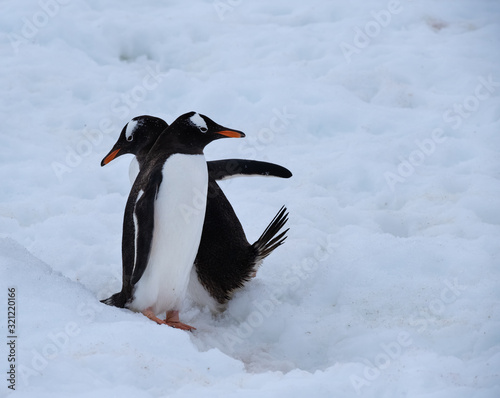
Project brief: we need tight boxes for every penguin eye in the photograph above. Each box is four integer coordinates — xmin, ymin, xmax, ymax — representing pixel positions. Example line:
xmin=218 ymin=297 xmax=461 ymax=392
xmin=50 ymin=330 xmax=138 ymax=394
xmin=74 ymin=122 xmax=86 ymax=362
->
xmin=199 ymin=126 xmax=208 ymax=133
xmin=126 ymin=135 xmax=133 ymax=142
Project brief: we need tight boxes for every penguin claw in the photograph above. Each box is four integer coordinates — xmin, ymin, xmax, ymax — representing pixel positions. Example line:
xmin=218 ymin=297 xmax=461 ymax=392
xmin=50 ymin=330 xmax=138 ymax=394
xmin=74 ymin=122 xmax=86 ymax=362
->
xmin=141 ymin=309 xmax=195 ymax=331
xmin=142 ymin=309 xmax=167 ymax=325
xmin=165 ymin=321 xmax=196 ymax=331
xmin=165 ymin=310 xmax=196 ymax=332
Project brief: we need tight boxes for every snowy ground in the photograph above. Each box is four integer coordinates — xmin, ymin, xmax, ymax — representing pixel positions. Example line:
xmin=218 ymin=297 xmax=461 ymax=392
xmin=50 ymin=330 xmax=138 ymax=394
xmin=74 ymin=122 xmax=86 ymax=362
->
xmin=1 ymin=0 xmax=500 ymax=397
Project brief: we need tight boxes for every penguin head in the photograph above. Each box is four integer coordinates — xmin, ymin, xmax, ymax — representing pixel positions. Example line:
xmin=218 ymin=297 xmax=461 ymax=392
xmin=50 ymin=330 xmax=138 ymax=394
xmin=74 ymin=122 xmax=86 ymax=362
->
xmin=101 ymin=116 xmax=168 ymax=166
xmin=170 ymin=112 xmax=245 ymax=147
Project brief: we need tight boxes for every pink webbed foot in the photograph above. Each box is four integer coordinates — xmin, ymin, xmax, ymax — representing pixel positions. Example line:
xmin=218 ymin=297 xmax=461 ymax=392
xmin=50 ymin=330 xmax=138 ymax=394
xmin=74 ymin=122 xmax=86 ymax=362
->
xmin=141 ymin=308 xmax=167 ymax=325
xmin=165 ymin=310 xmax=196 ymax=331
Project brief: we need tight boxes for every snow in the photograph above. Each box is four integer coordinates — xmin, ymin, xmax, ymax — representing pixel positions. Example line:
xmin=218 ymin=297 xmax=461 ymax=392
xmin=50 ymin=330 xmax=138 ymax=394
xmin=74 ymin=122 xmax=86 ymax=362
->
xmin=1 ymin=0 xmax=499 ymax=397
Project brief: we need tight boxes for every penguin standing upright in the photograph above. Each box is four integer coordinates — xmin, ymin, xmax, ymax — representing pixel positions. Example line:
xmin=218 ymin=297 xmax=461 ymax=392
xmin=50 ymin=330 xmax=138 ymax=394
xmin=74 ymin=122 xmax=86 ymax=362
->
xmin=100 ymin=115 xmax=292 ymax=184
xmin=101 ymin=115 xmax=290 ymax=313
xmin=102 ymin=112 xmax=245 ymax=330
xmin=101 ymin=116 xmax=168 ymax=184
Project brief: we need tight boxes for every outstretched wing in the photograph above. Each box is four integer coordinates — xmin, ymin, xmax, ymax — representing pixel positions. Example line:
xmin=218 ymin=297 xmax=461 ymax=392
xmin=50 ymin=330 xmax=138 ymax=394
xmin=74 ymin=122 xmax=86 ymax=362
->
xmin=207 ymin=159 xmax=292 ymax=180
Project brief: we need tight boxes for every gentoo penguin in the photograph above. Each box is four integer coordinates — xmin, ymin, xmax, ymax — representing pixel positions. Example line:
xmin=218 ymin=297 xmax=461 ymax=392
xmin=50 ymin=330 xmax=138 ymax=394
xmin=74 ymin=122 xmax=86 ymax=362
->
xmin=101 ymin=112 xmax=246 ymax=330
xmin=101 ymin=116 xmax=169 ymax=184
xmin=101 ymin=115 xmax=290 ymax=313
xmin=101 ymin=115 xmax=292 ymax=184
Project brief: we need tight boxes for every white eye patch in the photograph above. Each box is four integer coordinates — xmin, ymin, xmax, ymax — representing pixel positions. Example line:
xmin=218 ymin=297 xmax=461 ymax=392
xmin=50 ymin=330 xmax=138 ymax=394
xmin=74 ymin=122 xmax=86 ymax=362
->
xmin=189 ymin=113 xmax=208 ymax=132
xmin=126 ymin=119 xmax=139 ymax=141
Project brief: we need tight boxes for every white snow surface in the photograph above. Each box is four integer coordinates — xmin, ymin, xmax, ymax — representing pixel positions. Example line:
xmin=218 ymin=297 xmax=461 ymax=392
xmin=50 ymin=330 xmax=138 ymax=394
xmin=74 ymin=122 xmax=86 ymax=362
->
xmin=1 ymin=1 xmax=500 ymax=397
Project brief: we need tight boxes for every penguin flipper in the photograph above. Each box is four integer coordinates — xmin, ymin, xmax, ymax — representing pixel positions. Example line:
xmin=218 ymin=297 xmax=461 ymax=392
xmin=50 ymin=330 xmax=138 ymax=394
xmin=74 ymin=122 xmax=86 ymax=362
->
xmin=102 ymin=175 xmax=160 ymax=307
xmin=101 ymin=291 xmax=128 ymax=308
xmin=207 ymin=159 xmax=292 ymax=180
xmin=128 ymin=175 xmax=160 ymax=286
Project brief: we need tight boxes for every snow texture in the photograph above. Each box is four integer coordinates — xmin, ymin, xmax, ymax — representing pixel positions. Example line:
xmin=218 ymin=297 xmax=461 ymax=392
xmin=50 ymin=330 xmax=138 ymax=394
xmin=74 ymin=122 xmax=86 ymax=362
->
xmin=1 ymin=0 xmax=500 ymax=397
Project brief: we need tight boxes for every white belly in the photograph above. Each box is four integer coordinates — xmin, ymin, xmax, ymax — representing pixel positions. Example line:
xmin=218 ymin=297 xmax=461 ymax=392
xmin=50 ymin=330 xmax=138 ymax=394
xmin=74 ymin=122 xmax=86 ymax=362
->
xmin=129 ymin=157 xmax=140 ymax=184
xmin=130 ymin=154 xmax=208 ymax=315
xmin=187 ymin=267 xmax=226 ymax=313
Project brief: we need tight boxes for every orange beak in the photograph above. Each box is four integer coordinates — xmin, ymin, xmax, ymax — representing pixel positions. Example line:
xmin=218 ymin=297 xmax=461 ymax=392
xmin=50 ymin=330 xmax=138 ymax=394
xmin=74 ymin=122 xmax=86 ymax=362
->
xmin=101 ymin=149 xmax=121 ymax=166
xmin=216 ymin=130 xmax=245 ymax=138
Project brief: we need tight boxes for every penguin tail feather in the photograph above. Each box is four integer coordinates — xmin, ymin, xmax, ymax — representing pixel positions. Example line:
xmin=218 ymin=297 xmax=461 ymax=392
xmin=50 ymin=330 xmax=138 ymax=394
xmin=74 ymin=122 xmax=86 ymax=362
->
xmin=100 ymin=291 xmax=127 ymax=308
xmin=251 ymin=205 xmax=289 ymax=266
